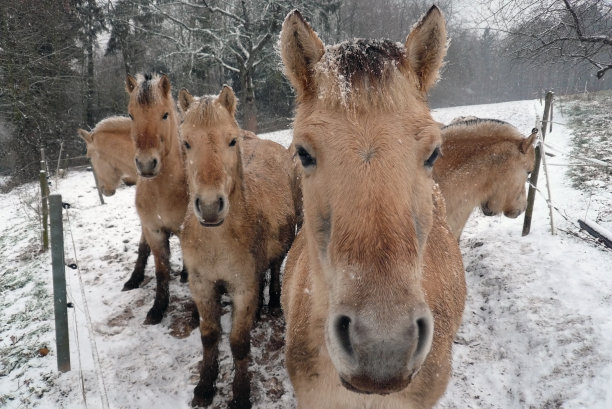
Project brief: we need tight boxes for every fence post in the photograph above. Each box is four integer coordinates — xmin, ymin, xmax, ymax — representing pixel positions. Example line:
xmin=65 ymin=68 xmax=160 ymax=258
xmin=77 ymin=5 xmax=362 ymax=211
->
xmin=49 ymin=194 xmax=71 ymax=372
xmin=522 ymin=91 xmax=554 ymax=236
xmin=39 ymin=161 xmax=49 ymax=251
xmin=90 ymin=160 xmax=105 ymax=205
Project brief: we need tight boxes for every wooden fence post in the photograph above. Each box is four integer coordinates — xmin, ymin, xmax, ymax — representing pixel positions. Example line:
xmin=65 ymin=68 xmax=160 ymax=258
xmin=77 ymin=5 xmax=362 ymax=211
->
xmin=49 ymin=194 xmax=71 ymax=372
xmin=523 ymin=91 xmax=554 ymax=236
xmin=90 ymin=160 xmax=105 ymax=205
xmin=39 ymin=161 xmax=49 ymax=251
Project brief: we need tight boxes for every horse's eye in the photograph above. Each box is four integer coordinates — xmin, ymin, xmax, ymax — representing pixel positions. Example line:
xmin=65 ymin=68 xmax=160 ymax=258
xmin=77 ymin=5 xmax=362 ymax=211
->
xmin=296 ymin=146 xmax=316 ymax=168
xmin=128 ymin=113 xmax=134 ymax=120
xmin=229 ymin=138 xmax=237 ymax=147
xmin=162 ymin=112 xmax=169 ymax=120
xmin=424 ymin=147 xmax=440 ymax=168
xmin=183 ymin=140 xmax=191 ymax=150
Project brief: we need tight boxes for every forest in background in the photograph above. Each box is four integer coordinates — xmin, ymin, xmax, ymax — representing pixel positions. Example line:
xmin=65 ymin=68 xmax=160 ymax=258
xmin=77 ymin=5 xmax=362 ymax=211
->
xmin=1 ymin=0 xmax=611 ymax=184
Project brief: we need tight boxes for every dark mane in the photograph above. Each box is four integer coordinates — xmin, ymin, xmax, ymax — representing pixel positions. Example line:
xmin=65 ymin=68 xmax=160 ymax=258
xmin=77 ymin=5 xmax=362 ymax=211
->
xmin=441 ymin=118 xmax=509 ymax=130
xmin=137 ymin=72 xmax=155 ymax=106
xmin=185 ymin=95 xmax=235 ymax=128
xmin=325 ymin=39 xmax=406 ymax=86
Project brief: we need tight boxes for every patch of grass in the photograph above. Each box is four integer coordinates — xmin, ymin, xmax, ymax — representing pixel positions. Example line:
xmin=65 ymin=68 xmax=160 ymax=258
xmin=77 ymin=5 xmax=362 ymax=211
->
xmin=558 ymin=91 xmax=612 ymax=191
xmin=0 ymin=260 xmax=52 ymax=378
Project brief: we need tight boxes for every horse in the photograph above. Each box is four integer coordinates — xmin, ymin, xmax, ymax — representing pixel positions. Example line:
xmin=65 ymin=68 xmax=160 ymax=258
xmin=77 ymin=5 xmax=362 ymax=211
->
xmin=279 ymin=6 xmax=466 ymax=409
xmin=78 ymin=116 xmax=137 ymax=196
xmin=434 ymin=118 xmax=537 ymax=239
xmin=125 ymin=73 xmax=190 ymax=324
xmin=78 ymin=116 xmax=158 ymax=293
xmin=178 ymin=86 xmax=297 ymax=408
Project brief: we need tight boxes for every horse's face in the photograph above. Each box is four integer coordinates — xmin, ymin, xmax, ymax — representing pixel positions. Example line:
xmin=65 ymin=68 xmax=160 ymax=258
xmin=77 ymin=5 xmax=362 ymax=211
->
xmin=90 ymin=150 xmax=122 ymax=196
xmin=281 ymin=7 xmax=447 ymax=395
xmin=178 ymin=87 xmax=241 ymax=227
xmin=79 ymin=129 xmax=121 ymax=196
xmin=125 ymin=73 xmax=177 ymax=178
xmin=481 ymin=133 xmax=536 ymax=218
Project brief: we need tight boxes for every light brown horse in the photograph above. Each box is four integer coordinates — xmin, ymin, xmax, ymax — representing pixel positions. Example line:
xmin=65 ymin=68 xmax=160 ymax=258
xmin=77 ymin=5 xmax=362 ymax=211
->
xmin=178 ymin=86 xmax=297 ymax=408
xmin=78 ymin=116 xmax=157 ymax=292
xmin=279 ymin=7 xmax=466 ymax=409
xmin=435 ymin=118 xmax=537 ymax=239
xmin=125 ymin=73 xmax=189 ymax=324
xmin=78 ymin=116 xmax=137 ymax=195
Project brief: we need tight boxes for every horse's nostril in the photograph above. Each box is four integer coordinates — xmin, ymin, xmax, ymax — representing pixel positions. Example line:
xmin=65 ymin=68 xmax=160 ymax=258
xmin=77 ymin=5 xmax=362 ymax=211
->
xmin=218 ymin=197 xmax=224 ymax=213
xmin=412 ymin=313 xmax=433 ymax=363
xmin=335 ymin=315 xmax=354 ymax=357
xmin=195 ymin=198 xmax=201 ymax=214
xmin=152 ymin=158 xmax=158 ymax=169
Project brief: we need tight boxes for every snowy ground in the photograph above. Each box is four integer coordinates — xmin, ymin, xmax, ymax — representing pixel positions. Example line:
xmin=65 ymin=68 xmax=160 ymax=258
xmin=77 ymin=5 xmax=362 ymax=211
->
xmin=1 ymin=98 xmax=611 ymax=409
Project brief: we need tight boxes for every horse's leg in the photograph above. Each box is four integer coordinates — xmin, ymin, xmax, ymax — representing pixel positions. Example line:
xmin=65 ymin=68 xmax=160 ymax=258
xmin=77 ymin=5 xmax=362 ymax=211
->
xmin=192 ymin=282 xmax=222 ymax=408
xmin=255 ymin=273 xmax=266 ymax=321
xmin=180 ymin=263 xmax=188 ymax=283
xmin=228 ymin=285 xmax=257 ymax=409
xmin=122 ymin=230 xmax=150 ymax=291
xmin=268 ymin=258 xmax=282 ymax=315
xmin=144 ymin=229 xmax=171 ymax=325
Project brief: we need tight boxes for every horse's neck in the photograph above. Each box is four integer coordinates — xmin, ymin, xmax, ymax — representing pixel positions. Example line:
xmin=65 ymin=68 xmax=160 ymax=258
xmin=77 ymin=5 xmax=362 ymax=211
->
xmin=438 ymin=150 xmax=494 ymax=232
xmin=227 ymin=168 xmax=248 ymax=225
xmin=158 ymin=124 xmax=185 ymax=184
xmin=114 ymin=135 xmax=138 ymax=177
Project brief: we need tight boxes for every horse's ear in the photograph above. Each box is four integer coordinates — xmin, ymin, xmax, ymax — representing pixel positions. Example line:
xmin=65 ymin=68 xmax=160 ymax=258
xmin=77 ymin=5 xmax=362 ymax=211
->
xmin=404 ymin=6 xmax=447 ymax=93
xmin=159 ymin=74 xmax=171 ymax=98
xmin=126 ymin=74 xmax=137 ymax=94
xmin=280 ymin=10 xmax=325 ymax=97
xmin=78 ymin=129 xmax=93 ymax=144
xmin=218 ymin=85 xmax=236 ymax=117
xmin=520 ymin=128 xmax=538 ymax=154
xmin=178 ymin=88 xmax=195 ymax=114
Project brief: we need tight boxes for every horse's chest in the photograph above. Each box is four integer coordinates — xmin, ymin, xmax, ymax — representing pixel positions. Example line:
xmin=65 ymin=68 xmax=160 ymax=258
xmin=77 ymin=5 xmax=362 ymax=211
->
xmin=136 ymin=185 xmax=186 ymax=229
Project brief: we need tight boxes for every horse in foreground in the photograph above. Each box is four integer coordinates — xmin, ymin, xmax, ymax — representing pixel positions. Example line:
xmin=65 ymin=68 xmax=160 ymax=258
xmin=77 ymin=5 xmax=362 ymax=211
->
xmin=178 ymin=86 xmax=297 ymax=408
xmin=435 ymin=118 xmax=537 ymax=239
xmin=279 ymin=6 xmax=466 ymax=409
xmin=78 ymin=116 xmax=137 ymax=195
xmin=125 ymin=73 xmax=189 ymax=324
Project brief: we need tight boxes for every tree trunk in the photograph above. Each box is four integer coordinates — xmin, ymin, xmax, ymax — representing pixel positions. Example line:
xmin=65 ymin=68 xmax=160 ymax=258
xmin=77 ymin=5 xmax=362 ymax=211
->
xmin=85 ymin=0 xmax=96 ymax=128
xmin=241 ymin=69 xmax=257 ymax=133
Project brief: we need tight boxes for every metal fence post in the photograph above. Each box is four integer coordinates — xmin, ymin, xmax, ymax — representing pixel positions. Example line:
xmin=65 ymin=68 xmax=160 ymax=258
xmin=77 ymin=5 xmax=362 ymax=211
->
xmin=49 ymin=194 xmax=71 ymax=372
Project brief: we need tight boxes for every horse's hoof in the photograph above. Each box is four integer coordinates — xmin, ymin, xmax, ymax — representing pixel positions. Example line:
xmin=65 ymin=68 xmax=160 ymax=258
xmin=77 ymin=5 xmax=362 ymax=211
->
xmin=144 ymin=309 xmax=163 ymax=325
xmin=192 ymin=384 xmax=215 ymax=407
xmin=122 ymin=280 xmax=140 ymax=291
xmin=229 ymin=396 xmax=251 ymax=409
xmin=269 ymin=306 xmax=282 ymax=318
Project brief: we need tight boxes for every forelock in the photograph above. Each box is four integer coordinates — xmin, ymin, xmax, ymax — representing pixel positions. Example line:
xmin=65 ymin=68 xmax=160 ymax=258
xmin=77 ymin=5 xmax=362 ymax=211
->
xmin=184 ymin=96 xmax=236 ymax=128
xmin=135 ymin=73 xmax=160 ymax=106
xmin=313 ymin=39 xmax=418 ymax=111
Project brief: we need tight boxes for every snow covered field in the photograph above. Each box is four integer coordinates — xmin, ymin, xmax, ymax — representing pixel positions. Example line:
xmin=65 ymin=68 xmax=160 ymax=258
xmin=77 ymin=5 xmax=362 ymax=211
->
xmin=1 ymin=99 xmax=611 ymax=408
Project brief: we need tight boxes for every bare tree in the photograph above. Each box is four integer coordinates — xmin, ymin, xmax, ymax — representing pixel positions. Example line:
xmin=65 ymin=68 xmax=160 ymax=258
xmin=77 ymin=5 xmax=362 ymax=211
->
xmin=110 ymin=0 xmax=337 ymax=133
xmin=484 ymin=0 xmax=612 ymax=79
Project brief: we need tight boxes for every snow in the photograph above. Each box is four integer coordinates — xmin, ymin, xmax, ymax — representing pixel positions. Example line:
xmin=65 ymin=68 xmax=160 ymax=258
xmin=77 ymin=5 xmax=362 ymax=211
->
xmin=1 ymin=99 xmax=611 ymax=408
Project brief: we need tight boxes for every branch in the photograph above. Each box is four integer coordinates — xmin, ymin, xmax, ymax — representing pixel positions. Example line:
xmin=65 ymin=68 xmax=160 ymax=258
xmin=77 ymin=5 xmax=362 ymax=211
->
xmin=596 ymin=64 xmax=612 ymax=79
xmin=562 ymin=0 xmax=612 ymax=46
xmin=200 ymin=0 xmax=246 ymax=24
